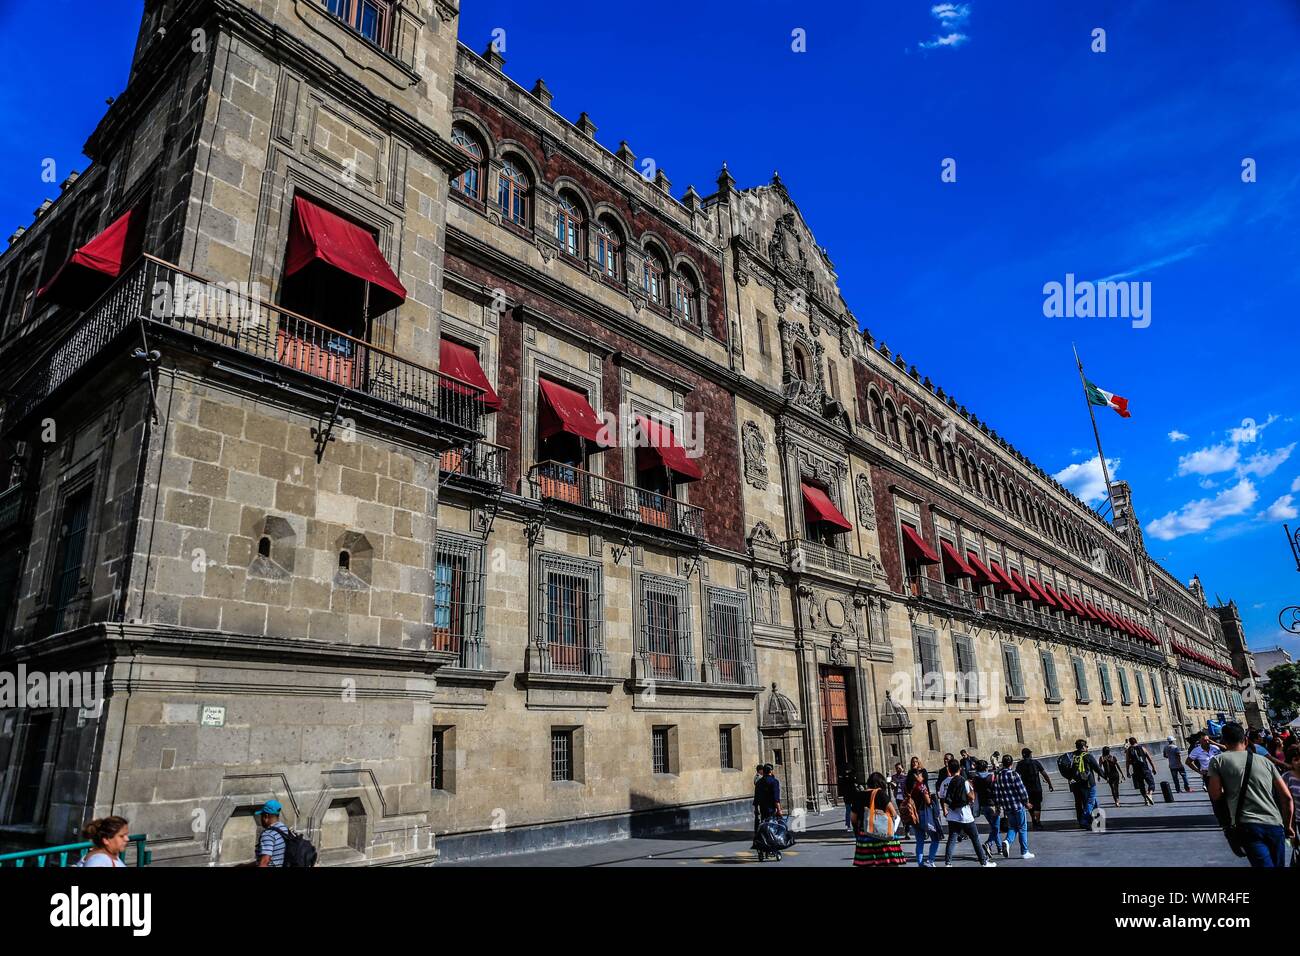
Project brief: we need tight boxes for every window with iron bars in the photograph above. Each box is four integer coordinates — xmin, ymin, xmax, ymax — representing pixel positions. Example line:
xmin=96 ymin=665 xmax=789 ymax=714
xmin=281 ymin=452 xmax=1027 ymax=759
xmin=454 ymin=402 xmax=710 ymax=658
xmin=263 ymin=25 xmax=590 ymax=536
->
xmin=431 ymin=728 xmax=445 ymax=790
xmin=638 ymin=574 xmax=694 ymax=682
xmin=719 ymin=726 xmax=736 ymax=769
xmin=538 ymin=555 xmax=604 ymax=676
xmin=652 ymin=727 xmax=670 ymax=774
xmin=705 ymin=587 xmax=755 ymax=686
xmin=551 ymin=729 xmax=573 ymax=781
xmin=434 ymin=535 xmax=484 ymax=668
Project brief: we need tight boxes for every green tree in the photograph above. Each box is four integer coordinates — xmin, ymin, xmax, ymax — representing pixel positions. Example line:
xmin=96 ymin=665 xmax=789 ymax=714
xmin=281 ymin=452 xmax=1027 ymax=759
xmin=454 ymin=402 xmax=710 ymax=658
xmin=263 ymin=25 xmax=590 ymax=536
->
xmin=1263 ymin=662 xmax=1300 ymax=725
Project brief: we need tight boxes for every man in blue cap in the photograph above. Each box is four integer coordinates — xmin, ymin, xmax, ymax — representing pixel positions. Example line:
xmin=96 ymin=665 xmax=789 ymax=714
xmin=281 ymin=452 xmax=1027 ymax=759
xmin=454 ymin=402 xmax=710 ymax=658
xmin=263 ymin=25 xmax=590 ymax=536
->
xmin=253 ymin=799 xmax=291 ymax=867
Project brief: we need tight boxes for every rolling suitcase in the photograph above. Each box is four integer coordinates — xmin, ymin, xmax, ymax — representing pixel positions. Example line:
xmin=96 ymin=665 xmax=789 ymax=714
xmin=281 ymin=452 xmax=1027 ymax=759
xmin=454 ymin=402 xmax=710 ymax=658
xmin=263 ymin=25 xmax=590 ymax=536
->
xmin=1160 ymin=780 xmax=1174 ymax=803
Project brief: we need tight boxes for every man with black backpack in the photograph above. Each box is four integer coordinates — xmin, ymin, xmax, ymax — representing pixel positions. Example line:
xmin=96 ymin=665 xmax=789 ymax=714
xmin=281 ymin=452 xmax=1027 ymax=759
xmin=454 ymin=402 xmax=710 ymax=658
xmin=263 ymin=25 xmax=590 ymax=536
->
xmin=254 ymin=799 xmax=318 ymax=868
xmin=939 ymin=758 xmax=996 ymax=867
xmin=1061 ymin=739 xmax=1104 ymax=830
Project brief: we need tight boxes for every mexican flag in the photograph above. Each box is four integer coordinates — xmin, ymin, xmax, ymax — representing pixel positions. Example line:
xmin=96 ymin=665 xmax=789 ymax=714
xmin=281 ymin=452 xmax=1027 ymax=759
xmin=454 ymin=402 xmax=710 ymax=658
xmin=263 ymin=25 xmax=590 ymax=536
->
xmin=1086 ymin=381 xmax=1131 ymax=418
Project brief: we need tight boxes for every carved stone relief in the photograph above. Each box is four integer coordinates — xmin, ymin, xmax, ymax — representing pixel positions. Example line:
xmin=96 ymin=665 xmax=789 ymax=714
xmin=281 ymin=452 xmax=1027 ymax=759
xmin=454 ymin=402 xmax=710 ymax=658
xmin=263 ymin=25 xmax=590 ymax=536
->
xmin=742 ymin=421 xmax=769 ymax=489
xmin=854 ymin=472 xmax=876 ymax=531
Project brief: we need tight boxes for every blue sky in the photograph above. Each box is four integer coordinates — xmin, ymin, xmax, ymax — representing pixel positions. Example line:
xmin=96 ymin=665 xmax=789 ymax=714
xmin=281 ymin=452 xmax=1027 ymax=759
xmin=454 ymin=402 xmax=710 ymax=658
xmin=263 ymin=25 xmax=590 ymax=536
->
xmin=2 ymin=1 xmax=1296 ymax=656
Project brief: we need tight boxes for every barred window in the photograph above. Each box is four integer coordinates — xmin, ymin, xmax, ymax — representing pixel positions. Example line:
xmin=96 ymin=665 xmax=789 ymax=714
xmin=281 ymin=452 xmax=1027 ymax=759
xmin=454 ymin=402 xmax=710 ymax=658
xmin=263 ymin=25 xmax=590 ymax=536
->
xmin=652 ymin=727 xmax=670 ymax=774
xmin=639 ymin=575 xmax=693 ymax=682
xmin=539 ymin=555 xmax=603 ymax=676
xmin=1002 ymin=644 xmax=1026 ymax=701
xmin=1040 ymin=650 xmax=1061 ymax=702
xmin=434 ymin=536 xmax=483 ymax=666
xmin=431 ymin=729 xmax=445 ymax=790
xmin=1071 ymin=655 xmax=1090 ymax=704
xmin=914 ymin=627 xmax=943 ymax=704
xmin=551 ymin=729 xmax=573 ymax=782
xmin=719 ymin=726 xmax=736 ymax=769
xmin=1117 ymin=667 xmax=1131 ymax=705
xmin=953 ymin=633 xmax=977 ymax=703
xmin=706 ymin=587 xmax=755 ymax=686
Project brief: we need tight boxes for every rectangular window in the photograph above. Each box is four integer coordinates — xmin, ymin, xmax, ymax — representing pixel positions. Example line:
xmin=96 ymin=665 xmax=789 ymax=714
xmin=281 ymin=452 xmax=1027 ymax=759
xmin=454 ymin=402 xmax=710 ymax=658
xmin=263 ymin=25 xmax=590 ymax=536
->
xmin=927 ymin=719 xmax=940 ymax=752
xmin=1015 ymin=718 xmax=1025 ymax=744
xmin=827 ymin=360 xmax=840 ymax=401
xmin=966 ymin=719 xmax=978 ymax=748
xmin=540 ymin=555 xmax=603 ymax=676
xmin=756 ymin=311 xmax=769 ymax=356
xmin=434 ymin=536 xmax=483 ymax=666
xmin=1118 ymin=667 xmax=1131 ymax=705
xmin=1098 ymin=663 xmax=1113 ymax=704
xmin=1071 ymin=656 xmax=1090 ymax=704
xmin=719 ymin=726 xmax=736 ymax=770
xmin=51 ymin=488 xmax=92 ymax=632
xmin=1136 ymin=671 xmax=1148 ymax=706
xmin=953 ymin=634 xmax=977 ymax=703
xmin=551 ymin=729 xmax=573 ymax=782
xmin=1053 ymin=717 xmax=1061 ymax=742
xmin=1041 ymin=650 xmax=1061 ymax=703
xmin=1002 ymin=644 xmax=1026 ymax=701
xmin=915 ymin=628 xmax=943 ymax=704
xmin=652 ymin=727 xmax=670 ymax=774
xmin=11 ymin=712 xmax=53 ymax=823
xmin=706 ymin=588 xmax=754 ymax=685
xmin=319 ymin=0 xmax=392 ymax=49
xmin=431 ymin=729 xmax=445 ymax=790
xmin=640 ymin=575 xmax=692 ymax=682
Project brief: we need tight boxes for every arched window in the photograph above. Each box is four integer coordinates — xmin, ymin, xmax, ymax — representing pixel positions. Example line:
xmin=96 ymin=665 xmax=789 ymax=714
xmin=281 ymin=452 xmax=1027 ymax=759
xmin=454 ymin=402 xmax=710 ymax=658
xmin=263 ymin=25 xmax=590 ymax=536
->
xmin=932 ymin=431 xmax=945 ymax=472
xmin=946 ymin=446 xmax=957 ymax=477
xmin=595 ymin=216 xmax=622 ymax=280
xmin=960 ymin=453 xmax=972 ymax=488
xmin=884 ymin=400 xmax=900 ymax=444
xmin=918 ymin=426 xmax=931 ymax=465
xmin=554 ymin=191 xmax=584 ymax=258
xmin=498 ymin=156 xmax=530 ymax=227
xmin=451 ymin=126 xmax=484 ymax=201
xmin=903 ymin=412 xmax=919 ymax=456
xmin=642 ymin=247 xmax=667 ymax=306
xmin=869 ymin=390 xmax=885 ymax=433
xmin=674 ymin=265 xmax=701 ymax=328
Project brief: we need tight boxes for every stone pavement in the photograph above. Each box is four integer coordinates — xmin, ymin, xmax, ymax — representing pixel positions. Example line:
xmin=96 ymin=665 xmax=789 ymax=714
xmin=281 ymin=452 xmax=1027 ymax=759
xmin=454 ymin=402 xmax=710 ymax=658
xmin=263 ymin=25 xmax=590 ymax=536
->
xmin=445 ymin=765 xmax=1255 ymax=867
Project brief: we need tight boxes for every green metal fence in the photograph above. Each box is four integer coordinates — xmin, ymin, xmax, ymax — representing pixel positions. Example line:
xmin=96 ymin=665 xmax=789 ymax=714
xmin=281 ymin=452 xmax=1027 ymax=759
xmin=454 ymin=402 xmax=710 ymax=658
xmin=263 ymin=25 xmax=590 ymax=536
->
xmin=0 ymin=834 xmax=151 ymax=868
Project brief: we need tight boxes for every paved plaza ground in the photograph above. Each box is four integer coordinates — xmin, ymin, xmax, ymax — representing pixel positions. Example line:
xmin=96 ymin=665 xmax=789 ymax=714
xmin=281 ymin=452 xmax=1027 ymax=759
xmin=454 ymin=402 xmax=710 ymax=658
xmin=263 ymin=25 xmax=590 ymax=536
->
xmin=447 ymin=763 xmax=1259 ymax=868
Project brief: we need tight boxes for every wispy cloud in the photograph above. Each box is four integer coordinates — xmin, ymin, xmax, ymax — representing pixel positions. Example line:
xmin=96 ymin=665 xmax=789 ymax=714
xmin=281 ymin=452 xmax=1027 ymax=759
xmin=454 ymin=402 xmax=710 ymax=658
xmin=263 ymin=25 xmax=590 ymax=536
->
xmin=1053 ymin=455 xmax=1119 ymax=505
xmin=1095 ymin=244 xmax=1204 ymax=283
xmin=1261 ymin=494 xmax=1299 ymax=521
xmin=919 ymin=3 xmax=971 ymax=49
xmin=1168 ymin=430 xmax=1190 ymax=443
xmin=1147 ymin=479 xmax=1259 ymax=540
xmin=1177 ymin=443 xmax=1238 ymax=476
xmin=1239 ymin=442 xmax=1295 ymax=478
xmin=1291 ymin=475 xmax=1300 ymax=493
xmin=1229 ymin=414 xmax=1278 ymax=444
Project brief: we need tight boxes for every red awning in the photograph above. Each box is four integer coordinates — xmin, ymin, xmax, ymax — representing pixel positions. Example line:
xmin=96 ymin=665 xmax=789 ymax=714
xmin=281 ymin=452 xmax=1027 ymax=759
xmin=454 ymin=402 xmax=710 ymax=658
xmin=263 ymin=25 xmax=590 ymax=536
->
xmin=1061 ymin=593 xmax=1086 ymax=617
xmin=899 ymin=523 xmax=939 ymax=563
xmin=940 ymin=541 xmax=975 ymax=578
xmin=439 ymin=339 xmax=499 ymax=411
xmin=988 ymin=561 xmax=1021 ymax=594
xmin=1032 ymin=579 xmax=1058 ymax=608
xmin=538 ymin=378 xmax=611 ymax=446
xmin=635 ymin=415 xmax=703 ymax=483
xmin=1040 ymin=581 xmax=1065 ymax=608
xmin=284 ymin=195 xmax=406 ymax=315
xmin=1009 ymin=569 xmax=1039 ymax=601
xmin=965 ymin=553 xmax=999 ymax=586
xmin=801 ymin=482 xmax=852 ymax=532
xmin=1082 ymin=602 xmax=1105 ymax=623
xmin=37 ymin=208 xmax=145 ymax=309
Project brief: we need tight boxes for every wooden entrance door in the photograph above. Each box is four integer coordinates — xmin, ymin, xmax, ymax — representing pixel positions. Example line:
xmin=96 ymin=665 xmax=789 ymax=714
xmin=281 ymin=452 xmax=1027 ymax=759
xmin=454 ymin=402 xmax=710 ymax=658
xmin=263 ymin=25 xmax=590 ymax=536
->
xmin=819 ymin=668 xmax=853 ymax=800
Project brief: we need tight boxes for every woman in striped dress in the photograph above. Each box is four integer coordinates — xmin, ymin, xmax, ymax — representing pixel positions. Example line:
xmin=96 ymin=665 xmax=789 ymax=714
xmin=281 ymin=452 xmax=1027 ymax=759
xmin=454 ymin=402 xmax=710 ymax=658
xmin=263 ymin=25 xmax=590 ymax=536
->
xmin=851 ymin=772 xmax=908 ymax=867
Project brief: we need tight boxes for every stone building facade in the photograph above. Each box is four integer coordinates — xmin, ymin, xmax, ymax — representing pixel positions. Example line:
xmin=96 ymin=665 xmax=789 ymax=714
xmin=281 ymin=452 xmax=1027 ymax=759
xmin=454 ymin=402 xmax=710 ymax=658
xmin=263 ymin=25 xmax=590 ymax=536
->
xmin=0 ymin=0 xmax=1249 ymax=863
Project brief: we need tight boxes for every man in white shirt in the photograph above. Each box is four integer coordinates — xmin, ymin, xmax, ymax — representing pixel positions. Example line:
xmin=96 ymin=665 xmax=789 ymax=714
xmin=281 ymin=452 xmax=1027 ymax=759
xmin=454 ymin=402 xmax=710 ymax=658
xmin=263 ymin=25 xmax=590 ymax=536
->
xmin=938 ymin=758 xmax=997 ymax=867
xmin=1188 ymin=733 xmax=1222 ymax=789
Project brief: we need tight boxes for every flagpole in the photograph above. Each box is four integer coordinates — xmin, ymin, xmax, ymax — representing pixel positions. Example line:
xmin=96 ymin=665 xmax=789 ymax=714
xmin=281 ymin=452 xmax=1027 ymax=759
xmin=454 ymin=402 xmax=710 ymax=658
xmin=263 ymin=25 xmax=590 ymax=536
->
xmin=1073 ymin=343 xmax=1117 ymax=520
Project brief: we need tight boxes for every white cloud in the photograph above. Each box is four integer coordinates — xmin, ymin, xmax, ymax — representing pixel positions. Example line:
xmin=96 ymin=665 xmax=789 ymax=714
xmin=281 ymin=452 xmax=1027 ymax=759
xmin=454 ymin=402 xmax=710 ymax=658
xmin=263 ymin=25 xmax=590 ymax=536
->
xmin=919 ymin=3 xmax=970 ymax=48
xmin=1198 ymin=478 xmax=1218 ymax=489
xmin=1053 ymin=455 xmax=1120 ymax=505
xmin=1167 ymin=430 xmax=1189 ymax=442
xmin=1238 ymin=442 xmax=1295 ymax=478
xmin=1260 ymin=494 xmax=1299 ymax=521
xmin=1228 ymin=414 xmax=1278 ymax=444
xmin=1146 ymin=479 xmax=1259 ymax=540
xmin=1177 ymin=443 xmax=1239 ymax=476
xmin=1292 ymin=475 xmax=1300 ymax=493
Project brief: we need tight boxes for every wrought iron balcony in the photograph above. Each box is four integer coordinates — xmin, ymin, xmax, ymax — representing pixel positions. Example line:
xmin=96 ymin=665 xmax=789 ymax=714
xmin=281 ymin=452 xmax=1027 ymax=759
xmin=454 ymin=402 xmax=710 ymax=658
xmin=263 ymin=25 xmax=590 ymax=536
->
xmin=439 ymin=440 xmax=506 ymax=487
xmin=2 ymin=255 xmax=489 ymax=441
xmin=527 ymin=460 xmax=705 ymax=541
xmin=907 ymin=575 xmax=982 ymax=613
xmin=782 ymin=538 xmax=879 ymax=580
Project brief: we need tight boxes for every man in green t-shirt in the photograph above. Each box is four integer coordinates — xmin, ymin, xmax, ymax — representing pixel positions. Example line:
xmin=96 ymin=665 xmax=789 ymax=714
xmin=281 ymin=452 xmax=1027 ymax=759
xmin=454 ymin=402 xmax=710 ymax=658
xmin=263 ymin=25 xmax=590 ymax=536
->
xmin=1207 ymin=723 xmax=1295 ymax=868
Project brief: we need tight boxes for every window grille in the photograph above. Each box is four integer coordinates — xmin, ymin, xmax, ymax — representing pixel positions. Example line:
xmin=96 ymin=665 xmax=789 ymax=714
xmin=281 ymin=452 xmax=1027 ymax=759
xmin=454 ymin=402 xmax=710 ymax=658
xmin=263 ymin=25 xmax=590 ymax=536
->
xmin=538 ymin=555 xmax=604 ymax=676
xmin=431 ymin=729 xmax=445 ymax=790
xmin=434 ymin=535 xmax=484 ymax=668
xmin=652 ymin=727 xmax=669 ymax=774
xmin=719 ymin=727 xmax=735 ymax=769
xmin=550 ymin=730 xmax=573 ymax=781
xmin=706 ymin=588 xmax=755 ymax=685
xmin=639 ymin=575 xmax=694 ymax=682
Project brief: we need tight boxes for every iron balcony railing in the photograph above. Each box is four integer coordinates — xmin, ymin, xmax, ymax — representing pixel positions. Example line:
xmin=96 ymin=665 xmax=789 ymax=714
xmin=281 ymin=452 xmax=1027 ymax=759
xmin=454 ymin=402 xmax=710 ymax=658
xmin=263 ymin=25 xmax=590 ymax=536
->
xmin=439 ymin=440 xmax=506 ymax=486
xmin=528 ymin=460 xmax=705 ymax=540
xmin=0 ymin=834 xmax=152 ymax=868
xmin=0 ymin=484 xmax=23 ymax=533
xmin=909 ymin=575 xmax=982 ymax=613
xmin=2 ymin=255 xmax=489 ymax=437
xmin=782 ymin=538 xmax=879 ymax=580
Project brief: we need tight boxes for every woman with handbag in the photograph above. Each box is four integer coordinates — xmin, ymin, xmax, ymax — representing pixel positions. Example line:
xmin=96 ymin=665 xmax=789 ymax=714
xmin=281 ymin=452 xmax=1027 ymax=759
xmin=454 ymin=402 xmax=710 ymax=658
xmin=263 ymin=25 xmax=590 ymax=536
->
xmin=904 ymin=767 xmax=942 ymax=867
xmin=851 ymin=772 xmax=908 ymax=867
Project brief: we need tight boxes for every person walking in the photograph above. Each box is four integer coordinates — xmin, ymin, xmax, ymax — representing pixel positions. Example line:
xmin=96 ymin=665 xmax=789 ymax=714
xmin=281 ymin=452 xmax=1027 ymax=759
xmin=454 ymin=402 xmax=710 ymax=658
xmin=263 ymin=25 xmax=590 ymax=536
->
xmin=1016 ymin=748 xmax=1054 ymax=831
xmin=837 ymin=765 xmax=858 ymax=832
xmin=851 ymin=772 xmax=908 ymax=867
xmin=1163 ymin=735 xmax=1191 ymax=793
xmin=1126 ymin=737 xmax=1158 ymax=806
xmin=1099 ymin=746 xmax=1125 ymax=807
xmin=891 ymin=762 xmax=910 ymax=839
xmin=994 ymin=753 xmax=1034 ymax=859
xmin=971 ymin=759 xmax=1000 ymax=856
xmin=1206 ymin=723 xmax=1295 ymax=868
xmin=1067 ymin=739 xmax=1104 ymax=830
xmin=1188 ymin=733 xmax=1222 ymax=790
xmin=254 ymin=799 xmax=293 ymax=867
xmin=939 ymin=759 xmax=996 ymax=867
xmin=904 ymin=767 xmax=941 ymax=867
xmin=74 ymin=816 xmax=131 ymax=868
xmin=1283 ymin=745 xmax=1300 ymax=868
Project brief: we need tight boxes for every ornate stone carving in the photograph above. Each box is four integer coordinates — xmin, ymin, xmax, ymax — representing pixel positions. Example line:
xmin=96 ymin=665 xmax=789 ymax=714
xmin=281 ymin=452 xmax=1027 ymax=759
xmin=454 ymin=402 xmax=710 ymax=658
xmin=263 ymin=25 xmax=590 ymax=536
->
xmin=747 ymin=520 xmax=780 ymax=551
xmin=742 ymin=421 xmax=769 ymax=489
xmin=828 ymin=632 xmax=850 ymax=666
xmin=824 ymin=598 xmax=845 ymax=629
xmin=854 ymin=472 xmax=876 ymax=530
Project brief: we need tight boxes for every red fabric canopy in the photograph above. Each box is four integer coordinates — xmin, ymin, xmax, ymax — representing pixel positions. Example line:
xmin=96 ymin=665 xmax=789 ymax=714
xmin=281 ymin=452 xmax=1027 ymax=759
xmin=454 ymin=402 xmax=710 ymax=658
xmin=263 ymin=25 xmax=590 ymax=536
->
xmin=801 ymin=482 xmax=852 ymax=532
xmin=965 ymin=553 xmax=999 ymax=586
xmin=439 ymin=339 xmax=499 ymax=410
xmin=899 ymin=523 xmax=939 ymax=563
xmin=284 ymin=195 xmax=406 ymax=315
xmin=1032 ymin=579 xmax=1058 ymax=608
xmin=635 ymin=415 xmax=703 ymax=483
xmin=538 ymin=378 xmax=611 ymax=446
xmin=940 ymin=541 xmax=975 ymax=578
xmin=37 ymin=208 xmax=144 ymax=309
xmin=1040 ymin=581 xmax=1065 ymax=608
xmin=1008 ymin=569 xmax=1040 ymax=602
xmin=988 ymin=561 xmax=1020 ymax=594
xmin=1082 ymin=602 xmax=1105 ymax=623
xmin=1061 ymin=593 xmax=1086 ymax=617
